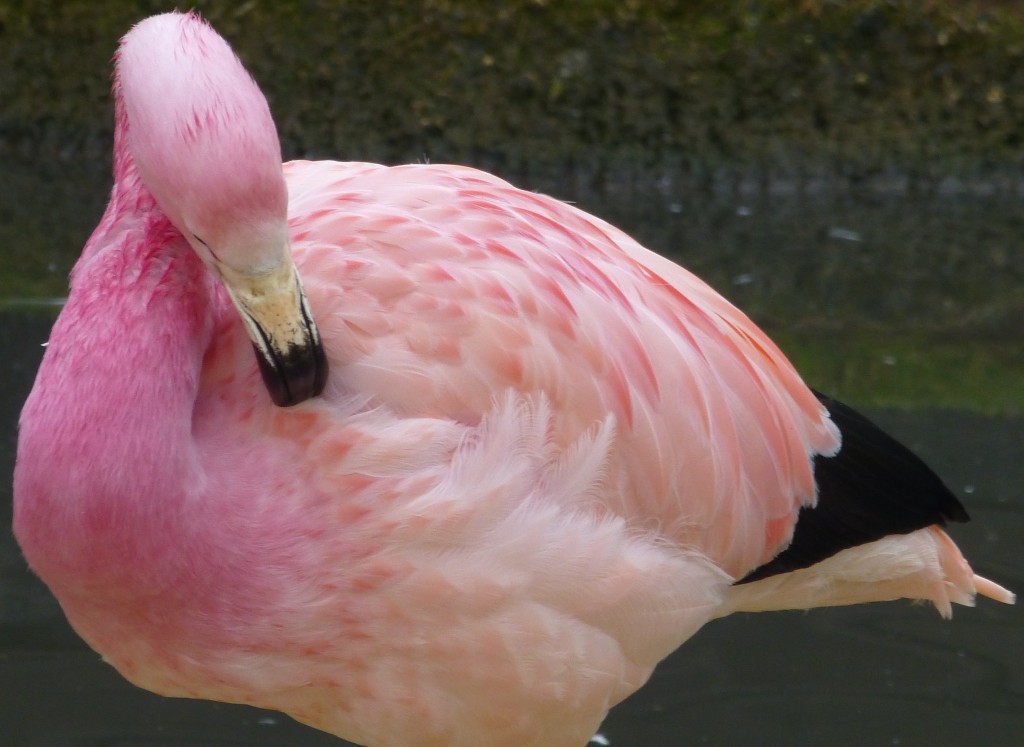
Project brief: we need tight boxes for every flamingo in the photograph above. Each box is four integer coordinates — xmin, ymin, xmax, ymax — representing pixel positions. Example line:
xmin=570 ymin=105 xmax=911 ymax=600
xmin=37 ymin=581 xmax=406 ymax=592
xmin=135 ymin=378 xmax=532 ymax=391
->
xmin=13 ymin=11 xmax=1013 ymax=747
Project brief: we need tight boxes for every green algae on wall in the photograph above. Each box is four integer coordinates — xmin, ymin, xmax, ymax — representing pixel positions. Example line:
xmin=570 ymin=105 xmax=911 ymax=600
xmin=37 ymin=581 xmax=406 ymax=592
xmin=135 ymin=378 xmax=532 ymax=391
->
xmin=4 ymin=0 xmax=1024 ymax=182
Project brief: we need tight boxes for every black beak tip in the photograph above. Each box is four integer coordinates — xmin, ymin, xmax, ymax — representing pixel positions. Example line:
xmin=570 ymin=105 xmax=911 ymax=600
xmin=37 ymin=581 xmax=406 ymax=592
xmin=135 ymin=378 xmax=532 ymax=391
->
xmin=255 ymin=341 xmax=329 ymax=407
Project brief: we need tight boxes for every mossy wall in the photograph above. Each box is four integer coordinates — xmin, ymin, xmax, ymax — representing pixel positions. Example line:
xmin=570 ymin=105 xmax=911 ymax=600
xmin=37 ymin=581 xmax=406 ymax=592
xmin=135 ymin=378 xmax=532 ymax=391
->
xmin=4 ymin=0 xmax=1024 ymax=187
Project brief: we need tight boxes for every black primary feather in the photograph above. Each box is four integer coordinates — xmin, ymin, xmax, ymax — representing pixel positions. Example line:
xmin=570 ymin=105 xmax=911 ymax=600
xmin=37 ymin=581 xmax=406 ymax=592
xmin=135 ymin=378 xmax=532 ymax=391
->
xmin=737 ymin=391 xmax=969 ymax=585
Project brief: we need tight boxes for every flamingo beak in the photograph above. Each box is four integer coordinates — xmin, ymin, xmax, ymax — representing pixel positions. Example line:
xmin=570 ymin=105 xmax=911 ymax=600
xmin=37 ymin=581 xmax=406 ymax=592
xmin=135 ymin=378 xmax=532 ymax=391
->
xmin=218 ymin=258 xmax=328 ymax=407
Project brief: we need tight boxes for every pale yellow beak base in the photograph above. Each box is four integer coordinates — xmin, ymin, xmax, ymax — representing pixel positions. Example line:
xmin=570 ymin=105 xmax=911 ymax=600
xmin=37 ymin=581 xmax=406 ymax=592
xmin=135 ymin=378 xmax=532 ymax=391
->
xmin=220 ymin=259 xmax=328 ymax=407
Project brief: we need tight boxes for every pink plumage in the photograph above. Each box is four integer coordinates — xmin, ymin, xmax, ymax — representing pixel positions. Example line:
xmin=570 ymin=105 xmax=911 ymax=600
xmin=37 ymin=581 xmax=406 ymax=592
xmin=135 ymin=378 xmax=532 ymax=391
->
xmin=12 ymin=11 xmax=1012 ymax=747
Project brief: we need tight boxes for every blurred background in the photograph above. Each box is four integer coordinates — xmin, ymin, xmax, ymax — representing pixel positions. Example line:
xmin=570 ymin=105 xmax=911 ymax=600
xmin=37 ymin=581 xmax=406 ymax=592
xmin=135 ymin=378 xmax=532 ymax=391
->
xmin=2 ymin=1 xmax=1022 ymax=745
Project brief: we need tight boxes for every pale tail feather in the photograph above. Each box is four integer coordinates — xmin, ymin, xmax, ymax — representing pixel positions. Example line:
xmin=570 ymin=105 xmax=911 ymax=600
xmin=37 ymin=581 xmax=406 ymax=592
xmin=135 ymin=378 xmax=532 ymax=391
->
xmin=720 ymin=526 xmax=1014 ymax=619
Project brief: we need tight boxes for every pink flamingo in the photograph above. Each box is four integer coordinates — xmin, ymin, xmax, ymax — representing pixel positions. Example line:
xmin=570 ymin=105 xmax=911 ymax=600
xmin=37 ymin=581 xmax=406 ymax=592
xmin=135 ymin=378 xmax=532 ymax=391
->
xmin=13 ymin=11 xmax=1013 ymax=747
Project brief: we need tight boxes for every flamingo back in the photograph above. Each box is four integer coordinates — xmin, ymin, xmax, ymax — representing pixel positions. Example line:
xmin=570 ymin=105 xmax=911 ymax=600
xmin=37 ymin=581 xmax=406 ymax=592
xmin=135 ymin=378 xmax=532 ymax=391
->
xmin=282 ymin=160 xmax=840 ymax=579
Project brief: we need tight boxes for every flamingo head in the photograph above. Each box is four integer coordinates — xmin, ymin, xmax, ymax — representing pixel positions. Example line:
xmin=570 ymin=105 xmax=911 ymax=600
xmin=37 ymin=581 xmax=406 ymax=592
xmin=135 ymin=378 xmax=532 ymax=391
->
xmin=115 ymin=11 xmax=327 ymax=406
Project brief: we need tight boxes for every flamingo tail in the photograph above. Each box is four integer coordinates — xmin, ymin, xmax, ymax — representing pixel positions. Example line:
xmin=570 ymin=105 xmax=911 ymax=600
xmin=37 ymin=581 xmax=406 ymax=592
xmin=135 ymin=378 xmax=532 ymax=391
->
xmin=726 ymin=392 xmax=1014 ymax=617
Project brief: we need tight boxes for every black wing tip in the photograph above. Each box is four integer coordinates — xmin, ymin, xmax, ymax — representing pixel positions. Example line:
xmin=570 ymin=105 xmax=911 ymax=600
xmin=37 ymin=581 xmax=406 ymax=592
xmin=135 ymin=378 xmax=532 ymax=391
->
xmin=811 ymin=391 xmax=970 ymax=525
xmin=737 ymin=391 xmax=969 ymax=585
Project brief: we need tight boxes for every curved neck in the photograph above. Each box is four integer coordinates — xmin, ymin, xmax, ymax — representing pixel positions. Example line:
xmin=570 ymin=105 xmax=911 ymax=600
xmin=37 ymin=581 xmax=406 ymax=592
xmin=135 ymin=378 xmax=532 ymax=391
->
xmin=15 ymin=179 xmax=217 ymax=593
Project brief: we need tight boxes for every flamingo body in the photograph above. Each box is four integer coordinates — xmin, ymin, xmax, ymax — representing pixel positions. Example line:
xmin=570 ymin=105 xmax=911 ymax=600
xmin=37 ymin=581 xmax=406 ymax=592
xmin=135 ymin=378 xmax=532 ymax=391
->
xmin=13 ymin=12 xmax=1012 ymax=747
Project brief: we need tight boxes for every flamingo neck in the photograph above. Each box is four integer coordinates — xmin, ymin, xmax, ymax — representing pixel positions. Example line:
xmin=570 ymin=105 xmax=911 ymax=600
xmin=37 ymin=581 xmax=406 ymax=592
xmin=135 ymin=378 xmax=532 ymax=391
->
xmin=15 ymin=162 xmax=217 ymax=597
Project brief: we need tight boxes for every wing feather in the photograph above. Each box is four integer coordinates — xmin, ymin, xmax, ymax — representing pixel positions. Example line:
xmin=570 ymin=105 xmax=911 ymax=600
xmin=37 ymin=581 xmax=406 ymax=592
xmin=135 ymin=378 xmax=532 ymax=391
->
xmin=285 ymin=160 xmax=839 ymax=576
